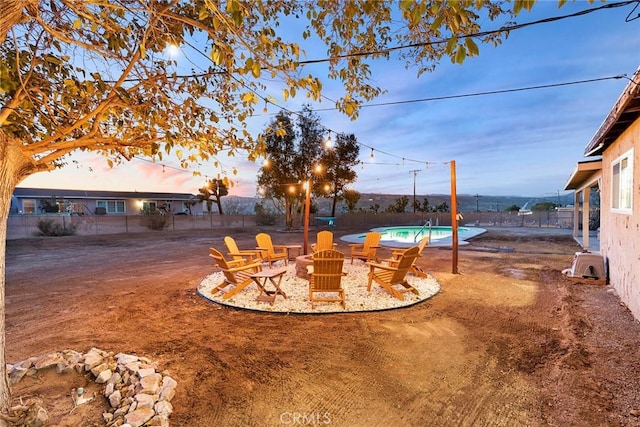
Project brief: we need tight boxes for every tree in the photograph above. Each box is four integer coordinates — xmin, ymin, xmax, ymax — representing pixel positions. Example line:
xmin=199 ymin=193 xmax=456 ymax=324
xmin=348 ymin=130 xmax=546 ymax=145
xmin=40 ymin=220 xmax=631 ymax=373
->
xmin=414 ymin=197 xmax=430 ymax=213
xmin=320 ymin=133 xmax=360 ymax=216
xmin=532 ymin=201 xmax=559 ymax=211
xmin=505 ymin=204 xmax=522 ymax=213
xmin=256 ymin=107 xmax=325 ymax=229
xmin=343 ymin=189 xmax=361 ymax=213
xmin=197 ymin=179 xmax=229 ymax=215
xmin=0 ymin=0 xmax=539 ymax=415
xmin=387 ymin=196 xmax=409 ymax=213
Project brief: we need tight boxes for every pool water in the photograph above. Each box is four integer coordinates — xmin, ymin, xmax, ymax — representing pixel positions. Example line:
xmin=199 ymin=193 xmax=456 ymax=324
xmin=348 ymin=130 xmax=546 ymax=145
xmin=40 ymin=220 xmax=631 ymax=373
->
xmin=340 ymin=225 xmax=486 ymax=247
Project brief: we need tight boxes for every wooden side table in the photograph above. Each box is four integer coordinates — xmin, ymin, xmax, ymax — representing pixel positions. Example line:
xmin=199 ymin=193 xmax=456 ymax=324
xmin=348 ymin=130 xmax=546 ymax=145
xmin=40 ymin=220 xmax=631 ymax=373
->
xmin=250 ymin=268 xmax=288 ymax=305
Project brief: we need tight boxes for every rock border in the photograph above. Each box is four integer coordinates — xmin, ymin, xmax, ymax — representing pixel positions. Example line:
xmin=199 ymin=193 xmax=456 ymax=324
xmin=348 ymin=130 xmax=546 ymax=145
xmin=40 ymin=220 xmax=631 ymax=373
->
xmin=6 ymin=348 xmax=177 ymax=427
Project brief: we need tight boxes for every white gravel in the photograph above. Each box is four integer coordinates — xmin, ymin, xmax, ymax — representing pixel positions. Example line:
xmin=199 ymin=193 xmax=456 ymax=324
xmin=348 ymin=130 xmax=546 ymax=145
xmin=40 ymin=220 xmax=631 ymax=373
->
xmin=197 ymin=260 xmax=440 ymax=313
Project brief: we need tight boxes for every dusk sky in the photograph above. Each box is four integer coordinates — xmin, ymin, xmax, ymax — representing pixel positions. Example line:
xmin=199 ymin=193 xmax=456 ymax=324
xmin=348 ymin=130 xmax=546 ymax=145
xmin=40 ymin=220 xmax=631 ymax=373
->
xmin=19 ymin=1 xmax=640 ymax=199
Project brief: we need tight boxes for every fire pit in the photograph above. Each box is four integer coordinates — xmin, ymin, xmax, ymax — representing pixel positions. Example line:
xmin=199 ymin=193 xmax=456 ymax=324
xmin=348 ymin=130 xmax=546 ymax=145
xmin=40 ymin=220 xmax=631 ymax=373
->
xmin=295 ymin=255 xmax=313 ymax=279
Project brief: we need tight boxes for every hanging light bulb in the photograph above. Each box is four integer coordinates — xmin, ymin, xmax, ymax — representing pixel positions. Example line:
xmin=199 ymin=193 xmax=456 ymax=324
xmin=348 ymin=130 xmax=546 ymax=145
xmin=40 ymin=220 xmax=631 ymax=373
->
xmin=324 ymin=135 xmax=333 ymax=149
xmin=263 ymin=158 xmax=270 ymax=167
xmin=370 ymin=148 xmax=375 ymax=159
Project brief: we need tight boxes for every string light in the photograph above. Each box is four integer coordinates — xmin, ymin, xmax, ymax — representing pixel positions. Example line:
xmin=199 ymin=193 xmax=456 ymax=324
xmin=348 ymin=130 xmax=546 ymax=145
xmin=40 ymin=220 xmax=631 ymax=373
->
xmin=370 ymin=148 xmax=375 ymax=159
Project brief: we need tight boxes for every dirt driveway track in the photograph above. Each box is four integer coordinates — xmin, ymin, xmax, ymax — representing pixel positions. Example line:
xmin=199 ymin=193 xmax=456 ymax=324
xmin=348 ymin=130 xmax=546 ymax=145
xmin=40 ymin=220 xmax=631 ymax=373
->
xmin=5 ymin=226 xmax=640 ymax=426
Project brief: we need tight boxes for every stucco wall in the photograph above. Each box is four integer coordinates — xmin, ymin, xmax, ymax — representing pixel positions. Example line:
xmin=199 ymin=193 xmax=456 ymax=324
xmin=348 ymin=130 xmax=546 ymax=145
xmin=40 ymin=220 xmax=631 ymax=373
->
xmin=600 ymin=119 xmax=640 ymax=320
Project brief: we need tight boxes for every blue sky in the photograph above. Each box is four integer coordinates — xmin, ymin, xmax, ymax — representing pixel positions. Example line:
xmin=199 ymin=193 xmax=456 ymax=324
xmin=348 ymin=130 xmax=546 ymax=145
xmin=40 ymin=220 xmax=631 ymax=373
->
xmin=19 ymin=1 xmax=640 ymax=198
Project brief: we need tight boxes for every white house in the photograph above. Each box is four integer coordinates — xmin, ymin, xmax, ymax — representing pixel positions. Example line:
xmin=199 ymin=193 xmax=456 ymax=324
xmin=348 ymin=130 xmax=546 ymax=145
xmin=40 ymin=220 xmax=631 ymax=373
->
xmin=564 ymin=67 xmax=640 ymax=320
xmin=10 ymin=187 xmax=204 ymax=216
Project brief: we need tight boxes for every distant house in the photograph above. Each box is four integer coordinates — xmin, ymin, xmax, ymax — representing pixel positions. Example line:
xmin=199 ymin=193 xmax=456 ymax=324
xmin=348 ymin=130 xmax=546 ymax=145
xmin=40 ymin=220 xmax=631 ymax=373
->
xmin=564 ymin=67 xmax=640 ymax=320
xmin=10 ymin=187 xmax=204 ymax=216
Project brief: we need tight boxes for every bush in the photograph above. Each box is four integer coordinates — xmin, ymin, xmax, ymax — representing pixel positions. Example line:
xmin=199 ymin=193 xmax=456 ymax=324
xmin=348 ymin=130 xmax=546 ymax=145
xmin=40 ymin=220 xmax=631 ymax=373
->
xmin=141 ymin=212 xmax=170 ymax=230
xmin=37 ymin=219 xmax=77 ymax=236
xmin=254 ymin=202 xmax=277 ymax=226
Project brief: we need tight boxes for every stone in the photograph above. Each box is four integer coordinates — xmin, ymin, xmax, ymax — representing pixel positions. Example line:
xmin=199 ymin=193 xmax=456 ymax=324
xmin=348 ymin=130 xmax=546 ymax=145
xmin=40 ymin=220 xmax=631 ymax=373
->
xmin=55 ymin=362 xmax=74 ymax=374
xmin=154 ymin=400 xmax=173 ymax=417
xmin=135 ymin=393 xmax=156 ymax=410
xmin=103 ymin=412 xmax=114 ymax=424
xmin=159 ymin=376 xmax=177 ymax=401
xmin=34 ymin=352 xmax=64 ymax=370
xmin=124 ymin=408 xmax=155 ymax=427
xmin=96 ymin=368 xmax=113 ymax=384
xmin=109 ymin=390 xmax=122 ymax=408
xmin=84 ymin=352 xmax=105 ymax=371
xmin=8 ymin=366 xmax=28 ymax=385
xmin=147 ymin=415 xmax=170 ymax=427
xmin=137 ymin=367 xmax=155 ymax=378
xmin=91 ymin=362 xmax=109 ymax=377
xmin=105 ymin=382 xmax=115 ymax=397
xmin=630 ymin=409 xmax=640 ymax=417
xmin=116 ymin=353 xmax=140 ymax=365
xmin=113 ymin=405 xmax=129 ymax=419
xmin=125 ymin=361 xmax=142 ymax=373
xmin=139 ymin=373 xmax=162 ymax=394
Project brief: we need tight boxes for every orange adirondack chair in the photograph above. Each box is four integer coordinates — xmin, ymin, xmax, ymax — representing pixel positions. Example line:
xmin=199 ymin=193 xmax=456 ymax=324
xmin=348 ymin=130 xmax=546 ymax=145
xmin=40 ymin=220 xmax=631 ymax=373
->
xmin=311 ymin=230 xmax=336 ymax=252
xmin=367 ymin=246 xmax=420 ymax=300
xmin=255 ymin=233 xmax=288 ymax=267
xmin=308 ymin=249 xmax=347 ymax=308
xmin=387 ymin=236 xmax=429 ymax=278
xmin=349 ymin=231 xmax=381 ymax=264
xmin=224 ymin=236 xmax=263 ymax=264
xmin=209 ymin=247 xmax=262 ymax=299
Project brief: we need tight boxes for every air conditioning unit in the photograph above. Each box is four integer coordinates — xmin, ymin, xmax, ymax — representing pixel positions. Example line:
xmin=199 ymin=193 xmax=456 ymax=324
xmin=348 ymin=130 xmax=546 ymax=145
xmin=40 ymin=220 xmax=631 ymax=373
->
xmin=562 ymin=252 xmax=606 ymax=285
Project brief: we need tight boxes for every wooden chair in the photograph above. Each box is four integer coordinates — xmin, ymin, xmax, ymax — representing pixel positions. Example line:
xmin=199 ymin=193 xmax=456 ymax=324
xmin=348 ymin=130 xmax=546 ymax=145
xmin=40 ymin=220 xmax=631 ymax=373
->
xmin=311 ymin=230 xmax=336 ymax=252
xmin=209 ymin=247 xmax=262 ymax=299
xmin=224 ymin=236 xmax=263 ymax=264
xmin=308 ymin=249 xmax=347 ymax=308
xmin=349 ymin=231 xmax=381 ymax=264
xmin=255 ymin=233 xmax=288 ymax=267
xmin=367 ymin=246 xmax=420 ymax=300
xmin=387 ymin=236 xmax=429 ymax=278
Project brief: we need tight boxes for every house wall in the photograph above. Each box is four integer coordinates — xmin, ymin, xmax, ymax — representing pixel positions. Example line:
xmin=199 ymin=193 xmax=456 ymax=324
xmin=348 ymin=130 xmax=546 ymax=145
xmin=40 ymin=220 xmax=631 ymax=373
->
xmin=600 ymin=118 xmax=640 ymax=320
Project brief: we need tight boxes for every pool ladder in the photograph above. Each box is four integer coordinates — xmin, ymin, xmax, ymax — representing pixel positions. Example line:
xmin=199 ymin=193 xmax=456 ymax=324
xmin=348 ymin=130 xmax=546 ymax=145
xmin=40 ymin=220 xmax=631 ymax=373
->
xmin=415 ymin=219 xmax=432 ymax=242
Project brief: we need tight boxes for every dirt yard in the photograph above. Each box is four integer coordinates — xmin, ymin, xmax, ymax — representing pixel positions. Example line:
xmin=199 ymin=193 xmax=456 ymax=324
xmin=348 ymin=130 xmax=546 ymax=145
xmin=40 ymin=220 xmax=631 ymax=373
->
xmin=5 ymin=226 xmax=640 ymax=426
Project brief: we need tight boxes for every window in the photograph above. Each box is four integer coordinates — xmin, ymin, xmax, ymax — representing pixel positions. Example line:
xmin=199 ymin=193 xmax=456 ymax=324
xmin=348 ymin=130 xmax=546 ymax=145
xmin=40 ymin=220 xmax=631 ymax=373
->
xmin=611 ymin=149 xmax=633 ymax=213
xmin=22 ymin=199 xmax=36 ymax=214
xmin=142 ymin=201 xmax=157 ymax=212
xmin=97 ymin=200 xmax=126 ymax=214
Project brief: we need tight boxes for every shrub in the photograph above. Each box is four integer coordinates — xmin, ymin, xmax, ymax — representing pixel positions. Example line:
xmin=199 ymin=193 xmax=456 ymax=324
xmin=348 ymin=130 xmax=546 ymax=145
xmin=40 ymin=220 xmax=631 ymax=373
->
xmin=141 ymin=212 xmax=170 ymax=230
xmin=254 ymin=202 xmax=277 ymax=226
xmin=37 ymin=219 xmax=77 ymax=236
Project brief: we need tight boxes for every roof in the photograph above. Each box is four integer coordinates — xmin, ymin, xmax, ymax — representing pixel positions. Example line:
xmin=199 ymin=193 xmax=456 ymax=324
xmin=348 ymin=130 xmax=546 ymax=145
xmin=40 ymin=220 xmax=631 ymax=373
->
xmin=564 ymin=159 xmax=602 ymax=191
xmin=13 ymin=187 xmax=197 ymax=201
xmin=584 ymin=67 xmax=640 ymax=157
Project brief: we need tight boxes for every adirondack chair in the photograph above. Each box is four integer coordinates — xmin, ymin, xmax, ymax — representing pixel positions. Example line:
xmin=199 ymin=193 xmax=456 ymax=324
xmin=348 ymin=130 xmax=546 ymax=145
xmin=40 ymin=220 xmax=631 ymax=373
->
xmin=366 ymin=246 xmax=420 ymax=300
xmin=308 ymin=249 xmax=347 ymax=308
xmin=311 ymin=230 xmax=336 ymax=252
xmin=255 ymin=233 xmax=288 ymax=267
xmin=387 ymin=236 xmax=429 ymax=278
xmin=349 ymin=231 xmax=381 ymax=264
xmin=209 ymin=247 xmax=262 ymax=299
xmin=224 ymin=236 xmax=263 ymax=264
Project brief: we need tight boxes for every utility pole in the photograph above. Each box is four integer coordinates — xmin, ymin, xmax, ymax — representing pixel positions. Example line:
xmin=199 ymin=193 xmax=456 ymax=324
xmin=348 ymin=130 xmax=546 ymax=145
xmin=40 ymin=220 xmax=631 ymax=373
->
xmin=410 ymin=169 xmax=420 ymax=212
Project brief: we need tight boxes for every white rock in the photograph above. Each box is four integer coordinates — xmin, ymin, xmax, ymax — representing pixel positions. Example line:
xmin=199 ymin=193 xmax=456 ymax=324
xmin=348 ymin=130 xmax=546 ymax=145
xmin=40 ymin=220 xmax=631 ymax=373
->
xmin=139 ymin=373 xmax=162 ymax=395
xmin=116 ymin=353 xmax=140 ymax=365
xmin=96 ymin=368 xmax=113 ymax=384
xmin=154 ymin=400 xmax=173 ymax=417
xmin=147 ymin=415 xmax=170 ymax=427
xmin=104 ymin=382 xmax=115 ymax=397
xmin=124 ymin=408 xmax=155 ymax=427
xmin=134 ymin=393 xmax=156 ymax=409
xmin=159 ymin=376 xmax=177 ymax=401
xmin=137 ymin=367 xmax=155 ymax=378
xmin=103 ymin=412 xmax=114 ymax=424
xmin=109 ymin=390 xmax=122 ymax=408
xmin=34 ymin=352 xmax=64 ymax=370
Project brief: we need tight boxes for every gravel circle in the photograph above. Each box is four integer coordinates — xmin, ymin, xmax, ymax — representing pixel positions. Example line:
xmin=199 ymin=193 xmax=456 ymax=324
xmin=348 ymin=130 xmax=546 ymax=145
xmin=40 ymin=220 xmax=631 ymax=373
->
xmin=197 ymin=261 xmax=440 ymax=313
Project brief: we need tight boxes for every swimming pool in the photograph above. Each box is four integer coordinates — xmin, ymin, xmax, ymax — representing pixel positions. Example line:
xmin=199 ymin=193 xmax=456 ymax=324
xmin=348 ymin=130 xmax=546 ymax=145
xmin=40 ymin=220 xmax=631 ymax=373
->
xmin=340 ymin=225 xmax=486 ymax=247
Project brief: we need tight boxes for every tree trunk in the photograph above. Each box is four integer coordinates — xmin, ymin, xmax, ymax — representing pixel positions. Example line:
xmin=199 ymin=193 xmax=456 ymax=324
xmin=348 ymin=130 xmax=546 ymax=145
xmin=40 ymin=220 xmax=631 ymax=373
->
xmin=0 ymin=132 xmax=36 ymax=419
xmin=331 ymin=194 xmax=338 ymax=217
xmin=215 ymin=197 xmax=223 ymax=216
